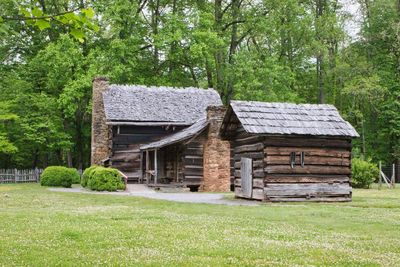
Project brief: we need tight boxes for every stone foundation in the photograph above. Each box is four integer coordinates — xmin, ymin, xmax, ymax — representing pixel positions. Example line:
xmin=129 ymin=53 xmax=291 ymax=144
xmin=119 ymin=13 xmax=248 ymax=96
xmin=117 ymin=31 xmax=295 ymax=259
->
xmin=91 ymin=77 xmax=110 ymax=165
xmin=202 ymin=106 xmax=231 ymax=192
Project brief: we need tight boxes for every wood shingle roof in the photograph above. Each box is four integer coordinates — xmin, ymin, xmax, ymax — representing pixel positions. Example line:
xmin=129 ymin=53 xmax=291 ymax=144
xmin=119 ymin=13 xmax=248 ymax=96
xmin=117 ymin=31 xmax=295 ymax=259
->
xmin=223 ymin=101 xmax=359 ymax=137
xmin=140 ymin=118 xmax=208 ymax=150
xmin=103 ymin=85 xmax=222 ymax=125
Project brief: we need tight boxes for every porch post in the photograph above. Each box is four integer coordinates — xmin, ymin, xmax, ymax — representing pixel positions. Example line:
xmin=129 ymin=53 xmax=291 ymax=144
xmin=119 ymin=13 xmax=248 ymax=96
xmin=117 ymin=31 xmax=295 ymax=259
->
xmin=139 ymin=151 xmax=143 ymax=183
xmin=154 ymin=149 xmax=158 ymax=185
xmin=146 ymin=150 xmax=149 ymax=185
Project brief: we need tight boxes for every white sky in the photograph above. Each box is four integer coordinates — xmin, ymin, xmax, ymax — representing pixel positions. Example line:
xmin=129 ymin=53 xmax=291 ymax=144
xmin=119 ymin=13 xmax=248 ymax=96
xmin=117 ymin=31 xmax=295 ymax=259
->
xmin=340 ymin=0 xmax=363 ymax=40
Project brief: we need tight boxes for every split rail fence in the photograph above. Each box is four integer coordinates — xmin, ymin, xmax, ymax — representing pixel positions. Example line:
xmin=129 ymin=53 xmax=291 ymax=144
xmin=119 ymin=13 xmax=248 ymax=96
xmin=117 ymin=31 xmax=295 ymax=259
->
xmin=0 ymin=169 xmax=43 ymax=183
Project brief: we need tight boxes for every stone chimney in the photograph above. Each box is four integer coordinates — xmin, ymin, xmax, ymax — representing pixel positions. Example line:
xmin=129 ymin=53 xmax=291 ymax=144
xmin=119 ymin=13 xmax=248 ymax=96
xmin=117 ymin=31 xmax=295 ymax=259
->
xmin=202 ymin=106 xmax=231 ymax=192
xmin=91 ymin=77 xmax=110 ymax=165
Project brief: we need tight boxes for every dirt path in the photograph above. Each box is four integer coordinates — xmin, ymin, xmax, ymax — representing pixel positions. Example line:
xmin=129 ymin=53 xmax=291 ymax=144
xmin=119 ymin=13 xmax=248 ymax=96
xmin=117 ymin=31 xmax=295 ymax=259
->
xmin=48 ymin=185 xmax=259 ymax=206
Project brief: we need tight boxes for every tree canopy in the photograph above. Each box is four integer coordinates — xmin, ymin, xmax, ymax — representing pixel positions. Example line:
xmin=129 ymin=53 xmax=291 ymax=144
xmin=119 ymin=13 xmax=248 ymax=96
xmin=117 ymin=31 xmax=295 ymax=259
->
xmin=0 ymin=0 xmax=399 ymax=168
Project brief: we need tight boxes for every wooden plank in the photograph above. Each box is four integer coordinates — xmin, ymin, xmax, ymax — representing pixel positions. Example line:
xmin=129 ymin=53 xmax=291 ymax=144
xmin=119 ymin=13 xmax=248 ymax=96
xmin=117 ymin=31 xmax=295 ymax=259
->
xmin=234 ymin=186 xmax=245 ymax=198
xmin=266 ymin=175 xmax=349 ymax=183
xmin=184 ymin=175 xmax=203 ymax=179
xmin=183 ymin=158 xmax=203 ymax=165
xmin=235 ymin=169 xmax=264 ymax=178
xmin=183 ymin=169 xmax=204 ymax=176
xmin=233 ymin=135 xmax=264 ymax=146
xmin=252 ymin=188 xmax=264 ymax=200
xmin=266 ymin=196 xmax=351 ymax=202
xmin=234 ymin=152 xmax=264 ymax=161
xmin=265 ymin=155 xmax=350 ymax=166
xmin=146 ymin=150 xmax=149 ymax=185
xmin=184 ymin=147 xmax=203 ymax=156
xmin=234 ymin=160 xmax=263 ymax=169
xmin=154 ymin=149 xmax=158 ymax=184
xmin=263 ymin=137 xmax=351 ymax=148
xmin=264 ymin=165 xmax=350 ymax=175
xmin=234 ymin=143 xmax=264 ymax=153
xmin=264 ymin=183 xmax=352 ymax=197
xmin=235 ymin=178 xmax=264 ymax=188
xmin=240 ymin=158 xmax=253 ymax=198
xmin=184 ymin=165 xmax=203 ymax=169
xmin=264 ymin=147 xmax=350 ymax=158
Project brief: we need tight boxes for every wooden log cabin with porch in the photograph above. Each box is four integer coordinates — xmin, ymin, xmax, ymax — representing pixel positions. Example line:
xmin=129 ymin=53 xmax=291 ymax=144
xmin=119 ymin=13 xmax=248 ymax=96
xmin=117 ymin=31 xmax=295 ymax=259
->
xmin=220 ymin=101 xmax=359 ymax=202
xmin=91 ymin=77 xmax=231 ymax=191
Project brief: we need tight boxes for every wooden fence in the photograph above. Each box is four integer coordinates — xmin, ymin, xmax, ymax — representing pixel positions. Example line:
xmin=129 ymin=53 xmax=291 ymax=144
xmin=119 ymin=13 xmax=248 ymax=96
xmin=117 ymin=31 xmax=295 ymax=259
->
xmin=0 ymin=169 xmax=43 ymax=183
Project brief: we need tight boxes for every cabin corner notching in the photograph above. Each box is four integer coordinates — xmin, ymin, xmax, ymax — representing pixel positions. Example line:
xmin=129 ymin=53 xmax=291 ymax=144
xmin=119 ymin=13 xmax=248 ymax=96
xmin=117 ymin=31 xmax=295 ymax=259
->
xmin=220 ymin=100 xmax=359 ymax=202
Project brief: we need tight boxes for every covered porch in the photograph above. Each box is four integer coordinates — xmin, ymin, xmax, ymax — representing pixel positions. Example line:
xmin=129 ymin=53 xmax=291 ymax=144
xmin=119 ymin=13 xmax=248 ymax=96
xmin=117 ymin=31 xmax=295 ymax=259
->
xmin=139 ymin=119 xmax=208 ymax=189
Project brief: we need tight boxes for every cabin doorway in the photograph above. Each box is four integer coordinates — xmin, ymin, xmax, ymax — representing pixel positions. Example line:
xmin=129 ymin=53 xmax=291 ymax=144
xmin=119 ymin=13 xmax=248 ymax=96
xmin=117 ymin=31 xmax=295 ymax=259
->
xmin=240 ymin=157 xmax=253 ymax=198
xmin=141 ymin=146 xmax=183 ymax=185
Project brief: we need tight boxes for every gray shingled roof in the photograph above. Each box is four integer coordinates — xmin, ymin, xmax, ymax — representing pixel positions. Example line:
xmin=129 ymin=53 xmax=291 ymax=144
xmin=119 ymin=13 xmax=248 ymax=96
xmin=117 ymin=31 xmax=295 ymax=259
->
xmin=103 ymin=85 xmax=222 ymax=124
xmin=141 ymin=118 xmax=208 ymax=150
xmin=227 ymin=101 xmax=359 ymax=137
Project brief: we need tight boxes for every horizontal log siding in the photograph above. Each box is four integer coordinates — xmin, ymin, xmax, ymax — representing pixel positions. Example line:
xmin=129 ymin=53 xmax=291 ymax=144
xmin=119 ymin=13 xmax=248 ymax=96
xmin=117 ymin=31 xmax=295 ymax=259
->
xmin=263 ymin=136 xmax=352 ymax=202
xmin=111 ymin=125 xmax=183 ymax=181
xmin=232 ymin=129 xmax=265 ymax=200
xmin=182 ymin=139 xmax=205 ymax=186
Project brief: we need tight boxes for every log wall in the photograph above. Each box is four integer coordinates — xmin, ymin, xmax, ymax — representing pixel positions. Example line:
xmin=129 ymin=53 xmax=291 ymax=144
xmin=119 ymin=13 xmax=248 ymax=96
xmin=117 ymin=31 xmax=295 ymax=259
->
xmin=264 ymin=137 xmax=352 ymax=201
xmin=231 ymin=132 xmax=353 ymax=202
xmin=110 ymin=125 xmax=184 ymax=181
xmin=182 ymin=137 xmax=205 ymax=186
xmin=231 ymin=128 xmax=265 ymax=200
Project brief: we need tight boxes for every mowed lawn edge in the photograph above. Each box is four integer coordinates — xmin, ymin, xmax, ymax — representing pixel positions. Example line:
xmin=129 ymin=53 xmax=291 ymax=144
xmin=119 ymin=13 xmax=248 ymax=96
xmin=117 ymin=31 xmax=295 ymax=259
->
xmin=0 ymin=184 xmax=399 ymax=266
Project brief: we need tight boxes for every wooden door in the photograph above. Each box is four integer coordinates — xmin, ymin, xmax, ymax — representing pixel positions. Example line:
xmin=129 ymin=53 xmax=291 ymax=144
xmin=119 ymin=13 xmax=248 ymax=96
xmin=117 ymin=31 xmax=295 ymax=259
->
xmin=241 ymin=157 xmax=253 ymax=198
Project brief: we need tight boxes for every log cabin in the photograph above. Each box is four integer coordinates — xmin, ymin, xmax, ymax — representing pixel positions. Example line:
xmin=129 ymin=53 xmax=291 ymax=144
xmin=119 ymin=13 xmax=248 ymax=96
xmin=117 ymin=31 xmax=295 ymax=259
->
xmin=91 ymin=77 xmax=230 ymax=192
xmin=220 ymin=100 xmax=359 ymax=201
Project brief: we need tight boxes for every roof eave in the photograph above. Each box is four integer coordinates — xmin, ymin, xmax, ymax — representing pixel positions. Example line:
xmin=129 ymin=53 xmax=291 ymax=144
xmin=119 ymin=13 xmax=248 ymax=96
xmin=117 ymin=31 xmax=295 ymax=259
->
xmin=246 ymin=132 xmax=359 ymax=139
xmin=106 ymin=121 xmax=191 ymax=126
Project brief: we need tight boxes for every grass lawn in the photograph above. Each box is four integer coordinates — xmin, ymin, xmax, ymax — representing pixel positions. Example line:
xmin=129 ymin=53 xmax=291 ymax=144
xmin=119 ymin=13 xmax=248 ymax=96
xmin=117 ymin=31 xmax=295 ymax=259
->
xmin=1 ymin=184 xmax=400 ymax=266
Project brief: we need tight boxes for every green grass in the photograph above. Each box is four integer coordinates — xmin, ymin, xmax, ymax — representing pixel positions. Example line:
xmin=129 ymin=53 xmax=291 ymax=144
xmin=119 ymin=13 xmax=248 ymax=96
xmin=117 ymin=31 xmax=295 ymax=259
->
xmin=1 ymin=184 xmax=400 ymax=266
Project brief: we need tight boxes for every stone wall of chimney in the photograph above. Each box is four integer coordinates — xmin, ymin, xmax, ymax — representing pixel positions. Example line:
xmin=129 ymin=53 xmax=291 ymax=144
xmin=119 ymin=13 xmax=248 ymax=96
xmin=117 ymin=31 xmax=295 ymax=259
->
xmin=202 ymin=106 xmax=231 ymax=192
xmin=91 ymin=77 xmax=110 ymax=165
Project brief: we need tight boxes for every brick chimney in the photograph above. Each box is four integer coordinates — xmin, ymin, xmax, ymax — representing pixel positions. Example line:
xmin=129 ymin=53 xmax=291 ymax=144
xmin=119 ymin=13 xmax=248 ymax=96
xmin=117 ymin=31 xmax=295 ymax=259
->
xmin=202 ymin=106 xmax=231 ymax=192
xmin=91 ymin=77 xmax=110 ymax=165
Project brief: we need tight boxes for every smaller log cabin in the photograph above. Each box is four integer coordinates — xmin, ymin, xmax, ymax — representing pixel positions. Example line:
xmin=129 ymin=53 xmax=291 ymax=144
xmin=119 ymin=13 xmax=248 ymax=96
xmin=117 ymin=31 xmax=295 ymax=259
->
xmin=220 ymin=101 xmax=359 ymax=202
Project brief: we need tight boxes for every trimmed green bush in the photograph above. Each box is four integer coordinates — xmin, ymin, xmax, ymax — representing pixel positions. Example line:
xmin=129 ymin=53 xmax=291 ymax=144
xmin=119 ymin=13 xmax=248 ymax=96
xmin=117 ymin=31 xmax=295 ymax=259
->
xmin=86 ymin=167 xmax=125 ymax=191
xmin=69 ymin=168 xmax=81 ymax=184
xmin=351 ymin=158 xmax=379 ymax=188
xmin=81 ymin=165 xmax=98 ymax=187
xmin=40 ymin=166 xmax=79 ymax=188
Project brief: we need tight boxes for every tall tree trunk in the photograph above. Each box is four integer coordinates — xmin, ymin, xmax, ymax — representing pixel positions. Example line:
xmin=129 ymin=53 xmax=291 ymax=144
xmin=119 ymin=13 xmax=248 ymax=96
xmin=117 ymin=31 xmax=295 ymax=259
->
xmin=316 ymin=0 xmax=325 ymax=104
xmin=168 ymin=0 xmax=178 ymax=75
xmin=67 ymin=151 xmax=73 ymax=167
xmin=151 ymin=0 xmax=160 ymax=73
xmin=225 ymin=0 xmax=240 ymax=103
xmin=205 ymin=56 xmax=214 ymax=88
xmin=32 ymin=149 xmax=39 ymax=169
xmin=214 ymin=0 xmax=225 ymax=100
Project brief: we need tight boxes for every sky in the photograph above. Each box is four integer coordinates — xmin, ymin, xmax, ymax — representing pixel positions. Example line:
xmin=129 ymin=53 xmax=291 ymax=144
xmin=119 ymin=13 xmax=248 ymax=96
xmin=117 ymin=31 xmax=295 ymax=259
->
xmin=340 ymin=0 xmax=363 ymax=40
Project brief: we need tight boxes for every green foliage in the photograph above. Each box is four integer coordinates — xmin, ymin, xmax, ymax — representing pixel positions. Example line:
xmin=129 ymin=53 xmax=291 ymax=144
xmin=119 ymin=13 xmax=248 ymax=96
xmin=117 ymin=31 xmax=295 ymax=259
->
xmin=81 ymin=165 xmax=98 ymax=187
xmin=351 ymin=158 xmax=379 ymax=189
xmin=86 ymin=167 xmax=125 ymax=191
xmin=0 ymin=0 xmax=399 ymax=170
xmin=1 ymin=1 xmax=98 ymax=42
xmin=40 ymin=166 xmax=79 ymax=188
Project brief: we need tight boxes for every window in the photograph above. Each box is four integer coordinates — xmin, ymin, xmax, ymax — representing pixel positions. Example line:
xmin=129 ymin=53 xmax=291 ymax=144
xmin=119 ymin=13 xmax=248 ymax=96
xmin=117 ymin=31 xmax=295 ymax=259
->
xmin=289 ymin=151 xmax=305 ymax=168
xmin=290 ymin=152 xmax=296 ymax=168
xmin=300 ymin=152 xmax=305 ymax=167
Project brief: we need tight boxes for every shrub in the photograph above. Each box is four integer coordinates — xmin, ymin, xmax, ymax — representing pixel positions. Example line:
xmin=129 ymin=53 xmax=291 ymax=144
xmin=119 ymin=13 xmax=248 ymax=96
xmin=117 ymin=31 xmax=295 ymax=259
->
xmin=351 ymin=158 xmax=379 ymax=188
xmin=86 ymin=167 xmax=126 ymax=191
xmin=40 ymin=166 xmax=79 ymax=188
xmin=81 ymin=165 xmax=98 ymax=187
xmin=69 ymin=168 xmax=81 ymax=184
